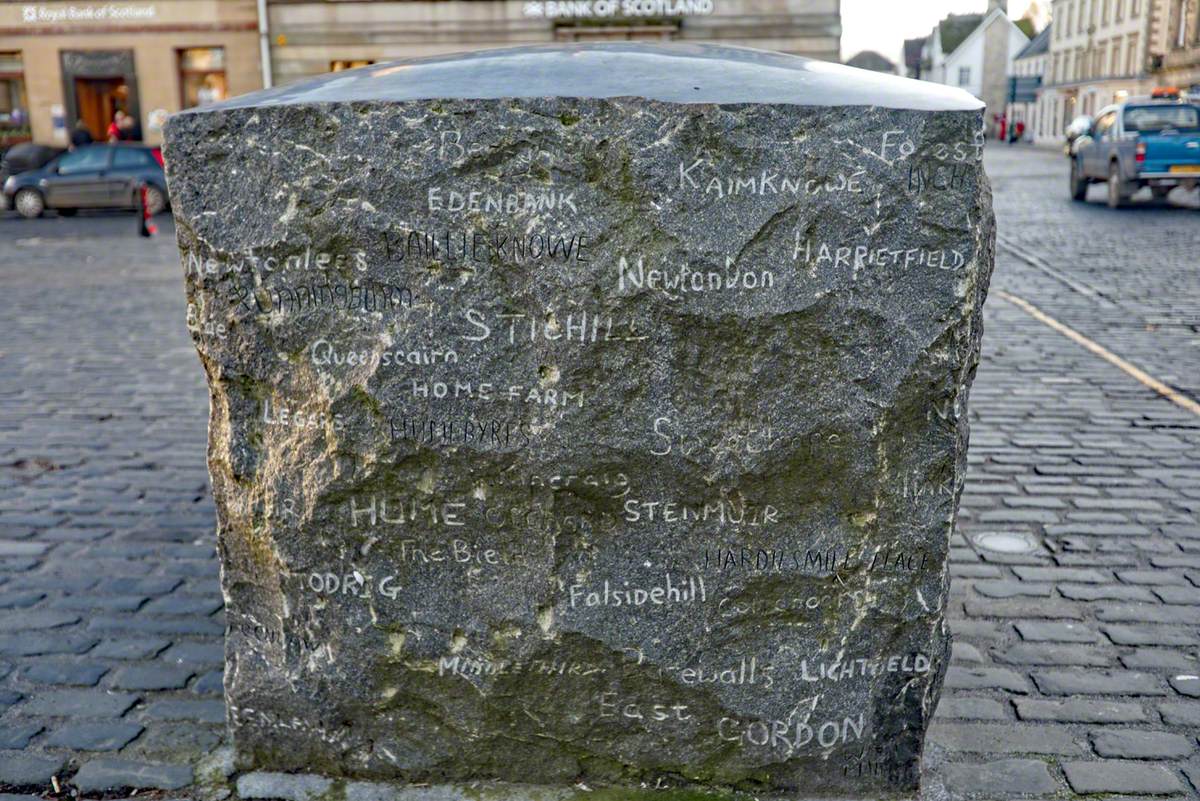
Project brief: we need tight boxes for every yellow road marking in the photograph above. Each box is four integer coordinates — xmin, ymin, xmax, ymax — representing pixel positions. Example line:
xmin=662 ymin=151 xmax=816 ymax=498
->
xmin=996 ymin=289 xmax=1200 ymax=418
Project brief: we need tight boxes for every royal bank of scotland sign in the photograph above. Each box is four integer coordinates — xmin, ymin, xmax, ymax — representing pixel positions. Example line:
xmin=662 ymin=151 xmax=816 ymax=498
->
xmin=20 ymin=3 xmax=157 ymax=23
xmin=522 ymin=0 xmax=714 ymax=18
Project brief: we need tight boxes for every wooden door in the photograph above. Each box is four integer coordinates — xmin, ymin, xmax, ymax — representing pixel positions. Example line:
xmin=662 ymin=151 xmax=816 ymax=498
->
xmin=74 ymin=77 xmax=125 ymax=140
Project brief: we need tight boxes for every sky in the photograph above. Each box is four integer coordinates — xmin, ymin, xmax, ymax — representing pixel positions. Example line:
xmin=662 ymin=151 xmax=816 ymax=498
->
xmin=840 ymin=0 xmax=1044 ymax=66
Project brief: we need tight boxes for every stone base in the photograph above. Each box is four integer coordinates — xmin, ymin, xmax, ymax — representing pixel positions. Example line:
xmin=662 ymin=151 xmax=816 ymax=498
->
xmin=234 ymin=772 xmax=937 ymax=801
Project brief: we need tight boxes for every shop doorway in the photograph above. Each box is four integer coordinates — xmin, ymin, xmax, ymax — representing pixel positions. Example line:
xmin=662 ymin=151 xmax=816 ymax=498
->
xmin=74 ymin=77 xmax=128 ymax=141
xmin=60 ymin=50 xmax=139 ymax=143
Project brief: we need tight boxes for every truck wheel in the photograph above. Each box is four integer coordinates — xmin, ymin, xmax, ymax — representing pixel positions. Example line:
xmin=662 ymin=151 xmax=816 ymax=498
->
xmin=1070 ymin=159 xmax=1088 ymax=201
xmin=1107 ymin=163 xmax=1131 ymax=208
xmin=14 ymin=188 xmax=44 ymax=219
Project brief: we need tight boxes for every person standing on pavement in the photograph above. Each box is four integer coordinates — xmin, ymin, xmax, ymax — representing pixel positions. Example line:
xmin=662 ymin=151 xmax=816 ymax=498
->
xmin=106 ymin=110 xmax=125 ymax=143
xmin=69 ymin=119 xmax=93 ymax=149
xmin=117 ymin=112 xmax=142 ymax=142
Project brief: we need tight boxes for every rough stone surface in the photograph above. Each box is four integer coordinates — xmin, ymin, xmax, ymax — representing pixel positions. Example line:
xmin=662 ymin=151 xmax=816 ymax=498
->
xmin=143 ymin=698 xmax=227 ymax=723
xmin=0 ymin=725 xmax=42 ymax=750
xmin=44 ymin=722 xmax=145 ymax=751
xmin=1061 ymin=760 xmax=1183 ymax=795
xmin=0 ymin=752 xmax=65 ymax=786
xmin=237 ymin=772 xmax=333 ymax=801
xmin=17 ymin=660 xmax=109 ymax=686
xmin=70 ymin=757 xmax=193 ymax=792
xmin=108 ymin=664 xmax=194 ymax=690
xmin=928 ymin=722 xmax=1082 ymax=754
xmin=1090 ymin=729 xmax=1195 ymax=759
xmin=16 ymin=689 xmax=139 ymax=718
xmin=940 ymin=758 xmax=1058 ymax=796
xmin=163 ymin=43 xmax=993 ymax=797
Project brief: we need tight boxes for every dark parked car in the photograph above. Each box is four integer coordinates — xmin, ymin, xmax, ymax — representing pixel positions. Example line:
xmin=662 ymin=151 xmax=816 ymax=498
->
xmin=2 ymin=143 xmax=167 ymax=219
xmin=0 ymin=143 xmax=65 ymax=211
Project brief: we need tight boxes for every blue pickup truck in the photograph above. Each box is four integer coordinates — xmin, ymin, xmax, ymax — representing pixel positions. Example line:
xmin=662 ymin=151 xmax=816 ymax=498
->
xmin=1069 ymin=91 xmax=1200 ymax=208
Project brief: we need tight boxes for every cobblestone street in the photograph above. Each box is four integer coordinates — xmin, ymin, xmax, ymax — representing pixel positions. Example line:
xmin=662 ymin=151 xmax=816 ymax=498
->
xmin=1 ymin=146 xmax=1199 ymax=798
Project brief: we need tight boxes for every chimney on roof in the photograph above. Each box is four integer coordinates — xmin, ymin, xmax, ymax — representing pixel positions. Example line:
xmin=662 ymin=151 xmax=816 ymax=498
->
xmin=988 ymin=0 xmax=1007 ymax=10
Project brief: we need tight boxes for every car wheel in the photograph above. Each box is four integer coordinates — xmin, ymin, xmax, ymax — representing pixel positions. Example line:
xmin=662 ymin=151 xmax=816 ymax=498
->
xmin=1107 ymin=163 xmax=1129 ymax=208
xmin=14 ymin=188 xmax=44 ymax=219
xmin=143 ymin=185 xmax=167 ymax=216
xmin=1070 ymin=159 xmax=1088 ymax=201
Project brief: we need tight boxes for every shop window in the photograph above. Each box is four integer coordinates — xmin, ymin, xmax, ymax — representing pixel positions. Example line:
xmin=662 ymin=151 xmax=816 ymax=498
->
xmin=331 ymin=60 xmax=375 ymax=71
xmin=178 ymin=47 xmax=228 ymax=108
xmin=0 ymin=51 xmax=30 ymax=145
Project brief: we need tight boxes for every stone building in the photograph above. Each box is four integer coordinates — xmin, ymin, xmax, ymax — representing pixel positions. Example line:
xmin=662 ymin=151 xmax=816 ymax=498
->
xmin=1038 ymin=0 xmax=1157 ymax=143
xmin=0 ymin=0 xmax=264 ymax=147
xmin=903 ymin=36 xmax=927 ymax=78
xmin=263 ymin=0 xmax=842 ymax=86
xmin=846 ymin=49 xmax=896 ymax=73
xmin=1151 ymin=0 xmax=1200 ymax=95
xmin=2 ymin=0 xmax=841 ymax=148
xmin=914 ymin=1 xmax=1031 ymax=137
xmin=1008 ymin=24 xmax=1051 ymax=142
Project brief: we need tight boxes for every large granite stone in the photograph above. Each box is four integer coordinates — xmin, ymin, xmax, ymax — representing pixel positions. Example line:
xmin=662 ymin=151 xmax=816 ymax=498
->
xmin=164 ymin=43 xmax=993 ymax=799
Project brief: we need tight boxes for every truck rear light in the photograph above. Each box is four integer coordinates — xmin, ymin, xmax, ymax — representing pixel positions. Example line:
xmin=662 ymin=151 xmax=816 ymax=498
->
xmin=1135 ymin=141 xmax=1145 ymax=164
xmin=151 ymin=148 xmax=164 ymax=168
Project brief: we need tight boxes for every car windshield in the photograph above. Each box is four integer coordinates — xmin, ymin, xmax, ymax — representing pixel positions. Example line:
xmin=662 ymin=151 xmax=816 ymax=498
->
xmin=1123 ymin=105 xmax=1200 ymax=132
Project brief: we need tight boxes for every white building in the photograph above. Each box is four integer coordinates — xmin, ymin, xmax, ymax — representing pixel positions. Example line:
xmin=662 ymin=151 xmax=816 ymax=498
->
xmin=920 ymin=1 xmax=1032 ymax=136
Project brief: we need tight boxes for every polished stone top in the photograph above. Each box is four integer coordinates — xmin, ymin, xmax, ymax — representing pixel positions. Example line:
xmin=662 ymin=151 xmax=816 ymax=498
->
xmin=183 ymin=43 xmax=984 ymax=113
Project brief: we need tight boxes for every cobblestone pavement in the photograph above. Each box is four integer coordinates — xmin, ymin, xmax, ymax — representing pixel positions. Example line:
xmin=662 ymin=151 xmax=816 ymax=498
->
xmin=0 ymin=148 xmax=1198 ymax=799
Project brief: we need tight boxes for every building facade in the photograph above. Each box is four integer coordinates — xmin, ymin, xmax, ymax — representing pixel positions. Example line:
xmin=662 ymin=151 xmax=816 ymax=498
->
xmin=0 ymin=0 xmax=264 ymax=147
xmin=1037 ymin=0 xmax=1156 ymax=144
xmin=916 ymin=2 xmax=1031 ymax=136
xmin=1152 ymin=0 xmax=1199 ymax=94
xmin=845 ymin=49 xmax=895 ymax=73
xmin=265 ymin=0 xmax=841 ymax=86
xmin=1008 ymin=24 xmax=1050 ymax=141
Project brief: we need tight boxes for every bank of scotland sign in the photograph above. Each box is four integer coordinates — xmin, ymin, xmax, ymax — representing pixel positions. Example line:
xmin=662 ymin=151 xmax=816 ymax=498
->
xmin=522 ymin=0 xmax=713 ymax=18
